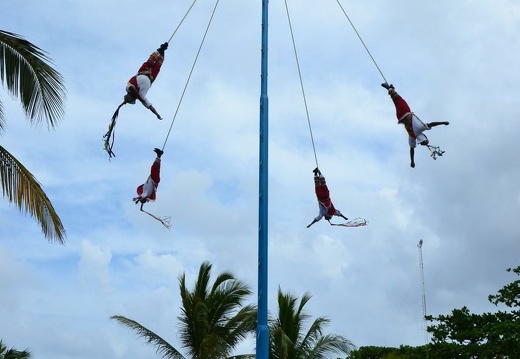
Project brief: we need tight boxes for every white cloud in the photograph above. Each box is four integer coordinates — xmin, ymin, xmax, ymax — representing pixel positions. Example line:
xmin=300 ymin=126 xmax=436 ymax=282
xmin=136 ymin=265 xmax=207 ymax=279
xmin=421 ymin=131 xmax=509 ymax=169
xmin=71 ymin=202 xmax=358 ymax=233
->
xmin=2 ymin=0 xmax=520 ymax=358
xmin=78 ymin=240 xmax=112 ymax=286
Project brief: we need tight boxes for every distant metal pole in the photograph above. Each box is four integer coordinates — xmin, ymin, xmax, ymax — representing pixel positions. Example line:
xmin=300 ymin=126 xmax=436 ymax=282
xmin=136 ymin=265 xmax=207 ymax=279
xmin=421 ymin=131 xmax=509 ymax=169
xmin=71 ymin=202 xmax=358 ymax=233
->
xmin=256 ymin=0 xmax=269 ymax=358
xmin=417 ymin=239 xmax=429 ymax=343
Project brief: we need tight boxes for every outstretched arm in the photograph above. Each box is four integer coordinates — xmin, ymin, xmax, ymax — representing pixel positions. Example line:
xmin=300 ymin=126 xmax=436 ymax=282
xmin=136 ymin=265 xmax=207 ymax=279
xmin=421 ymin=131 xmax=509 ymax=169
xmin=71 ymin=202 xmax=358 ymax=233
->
xmin=148 ymin=105 xmax=163 ymax=120
xmin=306 ymin=218 xmax=319 ymax=228
xmin=427 ymin=121 xmax=449 ymax=128
xmin=338 ymin=213 xmax=349 ymax=221
xmin=410 ymin=147 xmax=415 ymax=168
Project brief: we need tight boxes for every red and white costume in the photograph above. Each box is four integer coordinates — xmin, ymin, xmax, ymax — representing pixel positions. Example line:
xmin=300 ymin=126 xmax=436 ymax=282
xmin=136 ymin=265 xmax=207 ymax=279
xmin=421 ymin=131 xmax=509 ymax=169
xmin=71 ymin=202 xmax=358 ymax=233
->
xmin=313 ymin=175 xmax=344 ymax=222
xmin=136 ymin=158 xmax=161 ymax=202
xmin=391 ymin=92 xmax=430 ymax=148
xmin=126 ymin=51 xmax=164 ymax=109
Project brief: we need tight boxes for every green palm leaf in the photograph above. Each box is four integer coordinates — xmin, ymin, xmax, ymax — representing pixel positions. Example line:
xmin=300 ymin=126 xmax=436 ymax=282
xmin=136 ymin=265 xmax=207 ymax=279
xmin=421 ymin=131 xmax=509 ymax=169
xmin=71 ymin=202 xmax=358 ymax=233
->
xmin=110 ymin=315 xmax=186 ymax=359
xmin=0 ymin=145 xmax=65 ymax=242
xmin=0 ymin=30 xmax=66 ymax=129
xmin=112 ymin=262 xmax=256 ymax=359
xmin=269 ymin=288 xmax=354 ymax=359
xmin=0 ymin=30 xmax=66 ymax=242
xmin=0 ymin=339 xmax=31 ymax=359
xmin=179 ymin=262 xmax=256 ymax=359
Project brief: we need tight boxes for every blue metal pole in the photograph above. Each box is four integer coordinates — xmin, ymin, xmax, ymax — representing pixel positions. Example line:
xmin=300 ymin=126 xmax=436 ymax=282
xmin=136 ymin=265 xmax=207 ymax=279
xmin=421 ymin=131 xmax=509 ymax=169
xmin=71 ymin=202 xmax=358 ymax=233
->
xmin=256 ymin=0 xmax=269 ymax=358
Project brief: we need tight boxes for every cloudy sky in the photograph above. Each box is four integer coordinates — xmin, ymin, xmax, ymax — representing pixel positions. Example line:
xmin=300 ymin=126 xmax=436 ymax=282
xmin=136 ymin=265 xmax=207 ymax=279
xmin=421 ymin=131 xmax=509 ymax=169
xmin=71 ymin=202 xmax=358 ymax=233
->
xmin=2 ymin=0 xmax=520 ymax=358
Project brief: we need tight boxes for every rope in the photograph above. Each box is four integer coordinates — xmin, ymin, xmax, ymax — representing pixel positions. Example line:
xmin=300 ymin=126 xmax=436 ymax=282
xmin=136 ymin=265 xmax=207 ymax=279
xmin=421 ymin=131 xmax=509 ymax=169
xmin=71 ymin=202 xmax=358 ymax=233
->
xmin=335 ymin=0 xmax=388 ymax=83
xmin=283 ymin=0 xmax=319 ymax=169
xmin=167 ymin=0 xmax=198 ymax=44
xmin=161 ymin=0 xmax=220 ymax=151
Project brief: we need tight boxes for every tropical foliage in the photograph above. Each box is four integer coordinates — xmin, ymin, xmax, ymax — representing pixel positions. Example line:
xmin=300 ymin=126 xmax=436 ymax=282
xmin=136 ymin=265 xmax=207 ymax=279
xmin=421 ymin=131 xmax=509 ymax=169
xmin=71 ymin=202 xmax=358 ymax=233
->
xmin=425 ymin=265 xmax=520 ymax=358
xmin=348 ymin=265 xmax=520 ymax=359
xmin=0 ymin=29 xmax=66 ymax=242
xmin=347 ymin=345 xmax=429 ymax=359
xmin=269 ymin=288 xmax=354 ymax=359
xmin=111 ymin=261 xmax=256 ymax=359
xmin=0 ymin=340 xmax=31 ymax=359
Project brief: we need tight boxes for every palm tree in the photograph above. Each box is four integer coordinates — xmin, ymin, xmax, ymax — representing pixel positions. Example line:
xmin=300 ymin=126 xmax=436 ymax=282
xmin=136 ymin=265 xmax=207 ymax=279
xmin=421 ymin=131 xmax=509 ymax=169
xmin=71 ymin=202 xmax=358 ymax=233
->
xmin=269 ymin=288 xmax=355 ymax=359
xmin=0 ymin=30 xmax=66 ymax=243
xmin=0 ymin=340 xmax=31 ymax=359
xmin=111 ymin=261 xmax=256 ymax=359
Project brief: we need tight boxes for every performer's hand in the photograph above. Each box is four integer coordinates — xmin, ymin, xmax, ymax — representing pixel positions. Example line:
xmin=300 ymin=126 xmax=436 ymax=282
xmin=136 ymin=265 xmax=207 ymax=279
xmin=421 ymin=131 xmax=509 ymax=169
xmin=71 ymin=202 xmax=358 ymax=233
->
xmin=157 ymin=114 xmax=163 ymax=120
xmin=410 ymin=161 xmax=415 ymax=168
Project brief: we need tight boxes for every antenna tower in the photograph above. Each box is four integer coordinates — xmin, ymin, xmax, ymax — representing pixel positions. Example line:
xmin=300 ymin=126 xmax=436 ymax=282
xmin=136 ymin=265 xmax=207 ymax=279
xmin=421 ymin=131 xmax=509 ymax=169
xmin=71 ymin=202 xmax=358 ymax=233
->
xmin=417 ymin=239 xmax=429 ymax=343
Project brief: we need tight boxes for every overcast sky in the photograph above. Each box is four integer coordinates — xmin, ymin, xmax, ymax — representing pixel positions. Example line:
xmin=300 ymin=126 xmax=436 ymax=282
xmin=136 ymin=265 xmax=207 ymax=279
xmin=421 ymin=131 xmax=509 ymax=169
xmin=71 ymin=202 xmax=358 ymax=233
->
xmin=2 ymin=0 xmax=520 ymax=358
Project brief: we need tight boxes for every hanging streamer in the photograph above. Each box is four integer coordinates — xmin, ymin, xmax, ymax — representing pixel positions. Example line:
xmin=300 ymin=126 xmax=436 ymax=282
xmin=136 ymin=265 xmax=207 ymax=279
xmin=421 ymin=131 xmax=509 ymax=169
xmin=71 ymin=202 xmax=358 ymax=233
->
xmin=140 ymin=203 xmax=172 ymax=229
xmin=426 ymin=145 xmax=445 ymax=160
xmin=328 ymin=217 xmax=368 ymax=228
xmin=103 ymin=102 xmax=125 ymax=159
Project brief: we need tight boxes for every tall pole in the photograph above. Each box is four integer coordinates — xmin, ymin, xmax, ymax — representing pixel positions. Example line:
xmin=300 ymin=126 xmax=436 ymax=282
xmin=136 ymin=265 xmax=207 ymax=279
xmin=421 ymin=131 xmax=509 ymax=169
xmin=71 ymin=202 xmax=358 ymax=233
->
xmin=417 ymin=239 xmax=428 ymax=343
xmin=256 ymin=0 xmax=269 ymax=358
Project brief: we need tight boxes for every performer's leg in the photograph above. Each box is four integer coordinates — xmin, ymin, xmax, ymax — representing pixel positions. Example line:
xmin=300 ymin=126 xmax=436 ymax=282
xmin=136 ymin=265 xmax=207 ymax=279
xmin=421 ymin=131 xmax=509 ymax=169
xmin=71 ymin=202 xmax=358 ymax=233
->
xmin=150 ymin=159 xmax=161 ymax=184
xmin=315 ymin=184 xmax=330 ymax=202
xmin=389 ymin=89 xmax=412 ymax=121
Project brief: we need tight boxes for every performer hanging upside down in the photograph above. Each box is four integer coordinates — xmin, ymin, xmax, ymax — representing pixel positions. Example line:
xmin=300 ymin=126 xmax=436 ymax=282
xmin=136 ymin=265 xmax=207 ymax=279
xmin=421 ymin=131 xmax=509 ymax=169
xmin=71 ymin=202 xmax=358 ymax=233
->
xmin=124 ymin=42 xmax=169 ymax=120
xmin=133 ymin=148 xmax=164 ymax=205
xmin=306 ymin=168 xmax=349 ymax=228
xmin=382 ymin=82 xmax=449 ymax=168
xmin=103 ymin=43 xmax=169 ymax=158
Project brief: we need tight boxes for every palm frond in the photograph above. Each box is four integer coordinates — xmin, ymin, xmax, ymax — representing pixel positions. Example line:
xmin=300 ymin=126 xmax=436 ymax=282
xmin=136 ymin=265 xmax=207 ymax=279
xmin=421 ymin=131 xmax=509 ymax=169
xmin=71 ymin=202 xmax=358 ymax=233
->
xmin=178 ymin=261 xmax=256 ymax=359
xmin=0 ymin=30 xmax=66 ymax=128
xmin=195 ymin=261 xmax=213 ymax=300
xmin=306 ymin=334 xmax=354 ymax=359
xmin=110 ymin=315 xmax=186 ymax=359
xmin=270 ymin=288 xmax=355 ymax=359
xmin=0 ymin=145 xmax=65 ymax=242
xmin=0 ymin=100 xmax=5 ymax=134
xmin=0 ymin=339 xmax=31 ymax=359
xmin=299 ymin=316 xmax=329 ymax=350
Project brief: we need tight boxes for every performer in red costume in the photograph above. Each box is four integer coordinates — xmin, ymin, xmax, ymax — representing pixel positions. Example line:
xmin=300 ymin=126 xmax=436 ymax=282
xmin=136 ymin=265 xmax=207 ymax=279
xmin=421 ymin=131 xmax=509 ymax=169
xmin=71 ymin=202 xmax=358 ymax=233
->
xmin=306 ymin=168 xmax=349 ymax=228
xmin=133 ymin=148 xmax=164 ymax=205
xmin=382 ymin=82 xmax=449 ymax=168
xmin=103 ymin=43 xmax=169 ymax=158
xmin=124 ymin=42 xmax=169 ymax=120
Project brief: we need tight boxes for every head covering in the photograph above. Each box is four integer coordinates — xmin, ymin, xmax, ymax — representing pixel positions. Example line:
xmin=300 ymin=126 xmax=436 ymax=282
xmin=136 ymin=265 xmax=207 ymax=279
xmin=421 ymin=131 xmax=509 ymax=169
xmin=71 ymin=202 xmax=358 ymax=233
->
xmin=124 ymin=92 xmax=136 ymax=104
